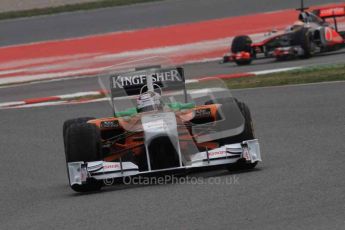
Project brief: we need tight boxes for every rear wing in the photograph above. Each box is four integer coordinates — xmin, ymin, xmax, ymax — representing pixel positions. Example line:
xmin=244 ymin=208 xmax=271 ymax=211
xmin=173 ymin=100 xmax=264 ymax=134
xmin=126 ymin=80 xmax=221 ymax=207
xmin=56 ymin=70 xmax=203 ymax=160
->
xmin=313 ymin=5 xmax=345 ymax=19
xmin=312 ymin=4 xmax=345 ymax=32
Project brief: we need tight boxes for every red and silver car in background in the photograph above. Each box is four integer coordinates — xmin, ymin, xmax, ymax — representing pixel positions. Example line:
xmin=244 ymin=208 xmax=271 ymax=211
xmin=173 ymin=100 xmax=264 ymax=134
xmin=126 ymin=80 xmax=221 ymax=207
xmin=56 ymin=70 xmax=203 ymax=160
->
xmin=222 ymin=2 xmax=345 ymax=65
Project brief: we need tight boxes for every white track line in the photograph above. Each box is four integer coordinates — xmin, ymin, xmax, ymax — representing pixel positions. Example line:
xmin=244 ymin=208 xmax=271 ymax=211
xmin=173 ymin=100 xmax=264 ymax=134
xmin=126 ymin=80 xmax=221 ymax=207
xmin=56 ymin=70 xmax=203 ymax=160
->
xmin=0 ymin=65 xmax=302 ymax=110
xmin=253 ymin=67 xmax=302 ymax=75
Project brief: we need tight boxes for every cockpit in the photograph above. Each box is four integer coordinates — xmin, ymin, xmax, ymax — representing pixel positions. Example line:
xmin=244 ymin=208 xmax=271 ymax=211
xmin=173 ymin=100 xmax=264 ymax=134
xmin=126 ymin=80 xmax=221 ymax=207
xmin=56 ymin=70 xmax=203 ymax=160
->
xmin=298 ymin=11 xmax=326 ymax=25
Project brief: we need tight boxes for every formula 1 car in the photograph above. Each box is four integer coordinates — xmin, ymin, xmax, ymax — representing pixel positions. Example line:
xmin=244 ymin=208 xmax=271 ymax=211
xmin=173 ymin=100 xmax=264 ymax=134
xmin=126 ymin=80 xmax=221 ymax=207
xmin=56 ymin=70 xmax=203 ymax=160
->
xmin=63 ymin=63 xmax=261 ymax=192
xmin=222 ymin=1 xmax=345 ymax=65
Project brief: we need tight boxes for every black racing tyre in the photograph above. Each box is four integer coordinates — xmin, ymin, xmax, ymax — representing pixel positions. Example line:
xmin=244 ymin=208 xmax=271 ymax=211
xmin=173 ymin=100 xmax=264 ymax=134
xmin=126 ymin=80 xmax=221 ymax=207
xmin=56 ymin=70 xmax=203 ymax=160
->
xmin=70 ymin=178 xmax=103 ymax=193
xmin=205 ymin=98 xmax=257 ymax=170
xmin=231 ymin=36 xmax=252 ymax=53
xmin=231 ymin=35 xmax=253 ymax=65
xmin=65 ymin=123 xmax=102 ymax=162
xmin=63 ymin=117 xmax=95 ymax=147
xmin=208 ymin=98 xmax=255 ymax=143
xmin=65 ymin=123 xmax=103 ymax=192
xmin=227 ymin=100 xmax=257 ymax=171
xmin=292 ymin=28 xmax=313 ymax=58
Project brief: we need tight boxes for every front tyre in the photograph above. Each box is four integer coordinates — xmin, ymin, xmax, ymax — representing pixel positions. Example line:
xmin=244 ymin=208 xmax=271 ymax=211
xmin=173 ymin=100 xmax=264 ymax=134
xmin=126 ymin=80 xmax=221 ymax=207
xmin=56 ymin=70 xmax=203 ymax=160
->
xmin=228 ymin=100 xmax=257 ymax=171
xmin=65 ymin=123 xmax=103 ymax=192
xmin=231 ymin=35 xmax=253 ymax=65
xmin=207 ymin=98 xmax=257 ymax=171
xmin=63 ymin=117 xmax=95 ymax=148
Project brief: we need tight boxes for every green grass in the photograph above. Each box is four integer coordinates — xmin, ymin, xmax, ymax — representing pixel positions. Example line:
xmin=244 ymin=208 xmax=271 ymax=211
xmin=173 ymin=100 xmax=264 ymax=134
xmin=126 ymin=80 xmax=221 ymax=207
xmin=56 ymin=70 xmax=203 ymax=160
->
xmin=0 ymin=0 xmax=162 ymax=21
xmin=224 ymin=64 xmax=345 ymax=89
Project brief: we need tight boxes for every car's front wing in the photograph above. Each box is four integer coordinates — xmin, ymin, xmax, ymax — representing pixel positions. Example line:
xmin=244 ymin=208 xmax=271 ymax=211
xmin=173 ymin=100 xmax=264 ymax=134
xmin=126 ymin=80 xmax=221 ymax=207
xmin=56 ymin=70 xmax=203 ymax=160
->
xmin=67 ymin=139 xmax=261 ymax=186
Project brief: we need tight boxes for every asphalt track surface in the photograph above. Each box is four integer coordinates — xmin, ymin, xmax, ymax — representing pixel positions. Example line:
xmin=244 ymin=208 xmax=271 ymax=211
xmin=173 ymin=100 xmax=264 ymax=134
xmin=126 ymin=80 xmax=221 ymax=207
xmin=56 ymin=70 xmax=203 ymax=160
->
xmin=1 ymin=81 xmax=345 ymax=229
xmin=0 ymin=0 xmax=340 ymax=46
xmin=1 ymin=1 xmax=345 ymax=229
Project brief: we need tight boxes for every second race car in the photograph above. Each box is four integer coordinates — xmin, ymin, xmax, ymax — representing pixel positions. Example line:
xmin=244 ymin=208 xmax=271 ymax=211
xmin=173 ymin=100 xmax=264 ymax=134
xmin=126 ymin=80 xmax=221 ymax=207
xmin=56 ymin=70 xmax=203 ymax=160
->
xmin=222 ymin=1 xmax=345 ymax=65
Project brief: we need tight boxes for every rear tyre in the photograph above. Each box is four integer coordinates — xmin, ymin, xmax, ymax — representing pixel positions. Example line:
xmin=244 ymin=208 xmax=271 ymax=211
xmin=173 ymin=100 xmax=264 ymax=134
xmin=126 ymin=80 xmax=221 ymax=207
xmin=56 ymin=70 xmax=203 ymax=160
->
xmin=231 ymin=35 xmax=253 ymax=65
xmin=65 ymin=123 xmax=103 ymax=192
xmin=292 ymin=28 xmax=314 ymax=58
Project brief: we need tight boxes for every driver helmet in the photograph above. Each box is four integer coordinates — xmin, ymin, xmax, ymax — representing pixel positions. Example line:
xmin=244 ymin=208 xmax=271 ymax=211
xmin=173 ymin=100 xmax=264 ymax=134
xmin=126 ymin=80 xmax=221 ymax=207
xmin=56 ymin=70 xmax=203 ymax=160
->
xmin=136 ymin=91 xmax=162 ymax=113
xmin=298 ymin=12 xmax=309 ymax=23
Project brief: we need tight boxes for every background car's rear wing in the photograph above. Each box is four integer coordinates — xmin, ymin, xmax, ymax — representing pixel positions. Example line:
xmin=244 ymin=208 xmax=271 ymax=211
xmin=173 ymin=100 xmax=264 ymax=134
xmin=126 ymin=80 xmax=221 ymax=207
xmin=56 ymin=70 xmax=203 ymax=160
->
xmin=312 ymin=4 xmax=345 ymax=32
xmin=313 ymin=5 xmax=345 ymax=19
